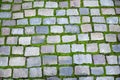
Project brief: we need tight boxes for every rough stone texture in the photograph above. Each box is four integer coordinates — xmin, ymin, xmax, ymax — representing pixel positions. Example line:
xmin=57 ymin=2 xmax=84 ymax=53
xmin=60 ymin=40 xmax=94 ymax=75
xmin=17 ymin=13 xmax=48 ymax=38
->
xmin=96 ymin=77 xmax=114 ymax=80
xmin=93 ymin=55 xmax=106 ymax=64
xmin=50 ymin=26 xmax=63 ymax=33
xmin=105 ymin=34 xmax=117 ymax=42
xmin=25 ymin=10 xmax=36 ymax=17
xmin=59 ymin=67 xmax=73 ymax=76
xmin=62 ymin=35 xmax=76 ymax=42
xmin=75 ymin=66 xmax=90 ymax=75
xmin=12 ymin=46 xmax=23 ymax=55
xmin=32 ymin=36 xmax=45 ymax=44
xmin=106 ymin=56 xmax=118 ymax=64
xmin=36 ymin=26 xmax=49 ymax=34
xmin=79 ymin=77 xmax=94 ymax=80
xmin=106 ymin=66 xmax=120 ymax=75
xmin=112 ymin=45 xmax=120 ymax=52
xmin=81 ymin=24 xmax=92 ymax=32
xmin=67 ymin=9 xmax=79 ymax=15
xmin=73 ymin=54 xmax=92 ymax=64
xmin=46 ymin=2 xmax=58 ymax=8
xmin=0 ymin=57 xmax=8 ymax=66
xmin=43 ymin=17 xmax=56 ymax=25
xmin=30 ymin=18 xmax=41 ymax=25
xmin=78 ymin=34 xmax=89 ymax=41
xmin=9 ymin=57 xmax=25 ymax=66
xmin=47 ymin=35 xmax=60 ymax=43
xmin=91 ymin=67 xmax=104 ymax=75
xmin=57 ymin=18 xmax=68 ymax=24
xmin=99 ymin=43 xmax=111 ymax=53
xmin=91 ymin=33 xmax=104 ymax=40
xmin=43 ymin=55 xmax=57 ymax=65
xmin=25 ymin=26 xmax=35 ymax=34
xmin=44 ymin=67 xmax=57 ymax=76
xmin=38 ymin=9 xmax=54 ymax=16
xmin=27 ymin=57 xmax=41 ymax=67
xmin=30 ymin=68 xmax=42 ymax=77
xmin=69 ymin=16 xmax=80 ymax=24
xmin=19 ymin=37 xmax=31 ymax=45
xmin=13 ymin=68 xmax=28 ymax=78
xmin=2 ymin=20 xmax=16 ymax=26
xmin=57 ymin=44 xmax=70 ymax=53
xmin=72 ymin=44 xmax=85 ymax=52
xmin=0 ymin=46 xmax=10 ymax=55
xmin=41 ymin=45 xmax=55 ymax=53
xmin=25 ymin=47 xmax=40 ymax=56
xmin=65 ymin=25 xmax=80 ymax=33
xmin=86 ymin=43 xmax=98 ymax=52
xmin=6 ymin=37 xmax=18 ymax=44
xmin=0 ymin=69 xmax=12 ymax=77
xmin=58 ymin=56 xmax=72 ymax=65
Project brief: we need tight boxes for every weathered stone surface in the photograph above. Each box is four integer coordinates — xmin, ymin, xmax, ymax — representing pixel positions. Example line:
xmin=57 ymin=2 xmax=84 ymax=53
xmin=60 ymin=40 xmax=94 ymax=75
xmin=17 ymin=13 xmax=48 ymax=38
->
xmin=30 ymin=18 xmax=41 ymax=25
xmin=47 ymin=35 xmax=60 ymax=43
xmin=44 ymin=67 xmax=57 ymax=76
xmin=12 ymin=46 xmax=23 ymax=55
xmin=12 ymin=28 xmax=23 ymax=35
xmin=112 ymin=45 xmax=120 ymax=52
xmin=72 ymin=44 xmax=85 ymax=52
xmin=6 ymin=37 xmax=18 ymax=44
xmin=33 ymin=1 xmax=44 ymax=8
xmin=75 ymin=66 xmax=90 ymax=75
xmin=57 ymin=18 xmax=68 ymax=24
xmin=41 ymin=45 xmax=55 ymax=53
xmin=86 ymin=43 xmax=98 ymax=52
xmin=69 ymin=16 xmax=80 ymax=24
xmin=19 ymin=37 xmax=31 ymax=45
xmin=25 ymin=26 xmax=35 ymax=34
xmin=25 ymin=10 xmax=36 ymax=17
xmin=32 ymin=36 xmax=45 ymax=44
xmin=0 ymin=46 xmax=10 ymax=55
xmin=25 ymin=47 xmax=40 ymax=56
xmin=2 ymin=20 xmax=16 ymax=26
xmin=99 ymin=43 xmax=111 ymax=53
xmin=30 ymin=68 xmax=42 ymax=77
xmin=38 ymin=9 xmax=54 ymax=16
xmin=81 ymin=24 xmax=92 ymax=32
xmin=36 ymin=26 xmax=49 ymax=34
xmin=27 ymin=57 xmax=41 ymax=67
xmin=46 ymin=2 xmax=58 ymax=8
xmin=0 ymin=12 xmax=11 ymax=18
xmin=79 ymin=77 xmax=94 ymax=80
xmin=59 ymin=67 xmax=73 ymax=76
xmin=9 ymin=57 xmax=25 ymax=66
xmin=13 ymin=68 xmax=28 ymax=78
xmin=62 ymin=35 xmax=76 ymax=43
xmin=65 ymin=25 xmax=80 ymax=33
xmin=73 ymin=54 xmax=92 ymax=64
xmin=100 ymin=0 xmax=114 ymax=6
xmin=91 ymin=33 xmax=104 ymax=40
xmin=50 ymin=26 xmax=63 ymax=33
xmin=78 ymin=34 xmax=89 ymax=41
xmin=67 ymin=9 xmax=79 ymax=15
xmin=105 ymin=34 xmax=117 ymax=42
xmin=96 ymin=77 xmax=114 ymax=80
xmin=0 ymin=57 xmax=8 ymax=66
xmin=43 ymin=55 xmax=57 ymax=65
xmin=0 ymin=69 xmax=12 ymax=77
xmin=43 ymin=17 xmax=56 ymax=24
xmin=57 ymin=44 xmax=70 ymax=53
xmin=106 ymin=66 xmax=120 ymax=75
xmin=83 ymin=1 xmax=99 ymax=7
xmin=93 ymin=55 xmax=106 ymax=64
xmin=58 ymin=56 xmax=72 ymax=65
xmin=91 ymin=67 xmax=104 ymax=75
xmin=106 ymin=55 xmax=118 ymax=64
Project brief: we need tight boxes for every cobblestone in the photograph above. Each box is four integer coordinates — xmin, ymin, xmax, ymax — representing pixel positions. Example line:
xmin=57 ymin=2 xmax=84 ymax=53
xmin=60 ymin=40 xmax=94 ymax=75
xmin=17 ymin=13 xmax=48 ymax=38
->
xmin=0 ymin=0 xmax=120 ymax=79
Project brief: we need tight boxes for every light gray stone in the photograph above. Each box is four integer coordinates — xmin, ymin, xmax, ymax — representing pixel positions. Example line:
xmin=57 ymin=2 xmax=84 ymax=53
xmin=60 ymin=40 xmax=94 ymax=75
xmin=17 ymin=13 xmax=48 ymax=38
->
xmin=13 ymin=12 xmax=23 ymax=19
xmin=72 ymin=44 xmax=85 ymax=52
xmin=91 ymin=67 xmax=104 ymax=75
xmin=69 ymin=16 xmax=80 ymax=24
xmin=100 ymin=0 xmax=114 ymax=6
xmin=9 ymin=57 xmax=25 ymax=66
xmin=44 ymin=67 xmax=57 ymax=76
xmin=109 ymin=25 xmax=120 ymax=32
xmin=19 ymin=37 xmax=31 ymax=45
xmin=62 ymin=35 xmax=76 ymax=43
xmin=25 ymin=47 xmax=39 ymax=56
xmin=96 ymin=77 xmax=114 ymax=80
xmin=75 ymin=66 xmax=90 ymax=75
xmin=78 ymin=34 xmax=89 ymax=41
xmin=33 ymin=1 xmax=44 ymax=8
xmin=32 ymin=36 xmax=45 ymax=44
xmin=12 ymin=4 xmax=21 ymax=11
xmin=36 ymin=26 xmax=49 ymax=34
xmin=86 ymin=43 xmax=98 ymax=52
xmin=105 ymin=34 xmax=117 ymax=42
xmin=22 ymin=2 xmax=32 ymax=9
xmin=12 ymin=46 xmax=23 ymax=55
xmin=38 ymin=9 xmax=54 ymax=16
xmin=41 ymin=45 xmax=55 ymax=53
xmin=6 ymin=37 xmax=18 ymax=44
xmin=0 ymin=12 xmax=11 ymax=18
xmin=27 ymin=57 xmax=41 ymax=67
xmin=83 ymin=1 xmax=99 ymax=7
xmin=12 ymin=28 xmax=23 ymax=35
xmin=50 ymin=26 xmax=63 ymax=33
xmin=25 ymin=9 xmax=36 ymax=17
xmin=102 ymin=8 xmax=115 ymax=15
xmin=0 ymin=57 xmax=8 ymax=66
xmin=0 ymin=69 xmax=12 ymax=77
xmin=59 ymin=1 xmax=68 ymax=8
xmin=106 ymin=66 xmax=120 ymax=75
xmin=25 ymin=26 xmax=35 ymax=34
xmin=56 ymin=10 xmax=66 ymax=16
xmin=43 ymin=55 xmax=57 ymax=65
xmin=30 ymin=68 xmax=42 ymax=77
xmin=46 ymin=2 xmax=58 ymax=8
xmin=30 ymin=18 xmax=41 ymax=25
xmin=80 ymin=8 xmax=89 ymax=15
xmin=92 ymin=17 xmax=105 ymax=23
xmin=73 ymin=54 xmax=92 ymax=64
xmin=13 ymin=68 xmax=28 ymax=78
xmin=93 ymin=55 xmax=106 ymax=64
xmin=0 ymin=46 xmax=10 ymax=55
xmin=17 ymin=19 xmax=28 ymax=25
xmin=60 ymin=67 xmax=73 ymax=76
xmin=99 ymin=43 xmax=111 ymax=53
xmin=57 ymin=18 xmax=68 ymax=24
xmin=91 ymin=33 xmax=104 ymax=40
xmin=2 ymin=20 xmax=16 ymax=26
xmin=94 ymin=24 xmax=107 ymax=32
xmin=58 ymin=56 xmax=72 ymax=65
xmin=112 ymin=45 xmax=120 ymax=52
xmin=43 ymin=17 xmax=56 ymax=24
xmin=106 ymin=56 xmax=118 ymax=64
xmin=67 ymin=9 xmax=79 ymax=15
xmin=0 ymin=37 xmax=4 ymax=45
xmin=106 ymin=17 xmax=118 ymax=24
xmin=57 ymin=44 xmax=70 ymax=53
xmin=65 ymin=25 xmax=80 ymax=33
xmin=1 ymin=28 xmax=10 ymax=35
xmin=79 ymin=77 xmax=94 ymax=80
xmin=47 ymin=35 xmax=60 ymax=43
xmin=81 ymin=24 xmax=92 ymax=32
xmin=90 ymin=9 xmax=100 ymax=15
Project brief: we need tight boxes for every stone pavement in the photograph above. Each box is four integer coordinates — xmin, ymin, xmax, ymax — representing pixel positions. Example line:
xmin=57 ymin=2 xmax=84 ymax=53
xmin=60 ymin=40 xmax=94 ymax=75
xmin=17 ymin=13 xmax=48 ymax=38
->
xmin=0 ymin=0 xmax=120 ymax=79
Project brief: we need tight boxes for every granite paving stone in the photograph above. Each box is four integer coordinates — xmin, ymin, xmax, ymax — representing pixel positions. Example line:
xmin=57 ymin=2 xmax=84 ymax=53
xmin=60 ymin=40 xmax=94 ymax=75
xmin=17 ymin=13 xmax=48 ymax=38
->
xmin=27 ymin=57 xmax=41 ymax=67
xmin=30 ymin=68 xmax=42 ymax=77
xmin=0 ymin=0 xmax=120 ymax=79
